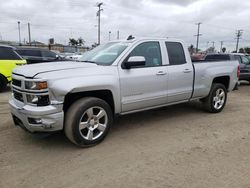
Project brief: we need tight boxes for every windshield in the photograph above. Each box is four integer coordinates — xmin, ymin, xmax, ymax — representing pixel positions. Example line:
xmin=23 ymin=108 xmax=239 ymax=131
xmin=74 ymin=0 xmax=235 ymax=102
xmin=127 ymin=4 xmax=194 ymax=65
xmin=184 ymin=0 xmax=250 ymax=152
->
xmin=79 ymin=42 xmax=130 ymax=65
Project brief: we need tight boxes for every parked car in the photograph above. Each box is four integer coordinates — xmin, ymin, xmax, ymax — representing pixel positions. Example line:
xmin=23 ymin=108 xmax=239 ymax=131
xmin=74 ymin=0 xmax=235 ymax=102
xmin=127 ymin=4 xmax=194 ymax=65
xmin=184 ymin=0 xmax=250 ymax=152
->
xmin=64 ymin=52 xmax=85 ymax=61
xmin=9 ymin=38 xmax=239 ymax=147
xmin=205 ymin=53 xmax=250 ymax=83
xmin=16 ymin=47 xmax=60 ymax=64
xmin=0 ymin=45 xmax=26 ymax=91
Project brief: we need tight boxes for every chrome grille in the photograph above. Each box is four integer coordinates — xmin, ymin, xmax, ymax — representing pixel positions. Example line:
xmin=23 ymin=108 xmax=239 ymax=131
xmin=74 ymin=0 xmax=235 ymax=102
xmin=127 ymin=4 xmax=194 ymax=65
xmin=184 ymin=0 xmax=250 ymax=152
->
xmin=13 ymin=90 xmax=24 ymax=102
xmin=12 ymin=79 xmax=22 ymax=87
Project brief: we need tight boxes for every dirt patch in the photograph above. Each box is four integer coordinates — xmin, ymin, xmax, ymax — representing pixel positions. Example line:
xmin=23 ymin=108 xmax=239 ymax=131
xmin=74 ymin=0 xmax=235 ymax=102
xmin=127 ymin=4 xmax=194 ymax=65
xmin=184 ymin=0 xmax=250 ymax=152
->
xmin=0 ymin=86 xmax=250 ymax=188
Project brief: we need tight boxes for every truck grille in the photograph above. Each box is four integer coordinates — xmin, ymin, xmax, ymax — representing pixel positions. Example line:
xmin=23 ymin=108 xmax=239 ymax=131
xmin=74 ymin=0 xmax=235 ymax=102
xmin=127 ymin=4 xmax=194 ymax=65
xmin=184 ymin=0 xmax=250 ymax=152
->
xmin=12 ymin=79 xmax=22 ymax=87
xmin=13 ymin=90 xmax=24 ymax=102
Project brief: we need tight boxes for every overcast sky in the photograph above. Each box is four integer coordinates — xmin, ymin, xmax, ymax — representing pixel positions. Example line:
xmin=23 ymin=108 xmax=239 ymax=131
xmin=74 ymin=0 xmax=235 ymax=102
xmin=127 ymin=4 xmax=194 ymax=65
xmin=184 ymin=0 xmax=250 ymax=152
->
xmin=0 ymin=0 xmax=249 ymax=51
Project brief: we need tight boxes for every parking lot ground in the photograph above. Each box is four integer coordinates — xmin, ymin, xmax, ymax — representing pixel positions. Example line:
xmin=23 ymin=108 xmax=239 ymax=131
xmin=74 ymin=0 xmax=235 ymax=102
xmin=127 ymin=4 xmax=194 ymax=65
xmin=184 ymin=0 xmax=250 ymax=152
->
xmin=0 ymin=85 xmax=250 ymax=188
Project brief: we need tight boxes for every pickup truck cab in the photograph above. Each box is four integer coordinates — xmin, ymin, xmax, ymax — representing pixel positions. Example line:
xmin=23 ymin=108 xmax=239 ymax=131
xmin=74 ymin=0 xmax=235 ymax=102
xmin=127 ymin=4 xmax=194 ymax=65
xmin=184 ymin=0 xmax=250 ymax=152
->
xmin=0 ymin=45 xmax=26 ymax=91
xmin=205 ymin=53 xmax=250 ymax=83
xmin=9 ymin=38 xmax=239 ymax=147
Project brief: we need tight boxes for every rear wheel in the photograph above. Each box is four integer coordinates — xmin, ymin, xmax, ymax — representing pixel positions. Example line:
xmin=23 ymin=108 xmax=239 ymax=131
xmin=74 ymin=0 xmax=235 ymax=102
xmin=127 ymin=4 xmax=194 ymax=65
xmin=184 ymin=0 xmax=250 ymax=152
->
xmin=64 ymin=97 xmax=113 ymax=147
xmin=0 ymin=75 xmax=7 ymax=92
xmin=202 ymin=83 xmax=227 ymax=113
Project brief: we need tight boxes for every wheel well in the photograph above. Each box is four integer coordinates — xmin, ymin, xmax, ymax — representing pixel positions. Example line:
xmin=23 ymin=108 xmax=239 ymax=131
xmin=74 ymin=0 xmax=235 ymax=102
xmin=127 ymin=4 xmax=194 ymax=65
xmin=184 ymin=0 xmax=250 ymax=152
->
xmin=0 ymin=74 xmax=8 ymax=85
xmin=212 ymin=76 xmax=230 ymax=90
xmin=63 ymin=90 xmax=115 ymax=114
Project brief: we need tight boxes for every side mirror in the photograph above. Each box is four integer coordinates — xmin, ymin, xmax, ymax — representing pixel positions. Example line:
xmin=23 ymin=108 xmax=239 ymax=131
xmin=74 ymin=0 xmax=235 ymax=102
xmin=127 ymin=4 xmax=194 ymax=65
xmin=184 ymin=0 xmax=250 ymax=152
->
xmin=123 ymin=56 xmax=146 ymax=69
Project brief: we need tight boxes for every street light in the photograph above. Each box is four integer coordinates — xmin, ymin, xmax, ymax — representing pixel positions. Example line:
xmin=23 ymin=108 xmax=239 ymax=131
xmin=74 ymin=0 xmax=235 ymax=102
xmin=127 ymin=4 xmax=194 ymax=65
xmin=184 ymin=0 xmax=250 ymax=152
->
xmin=109 ymin=31 xmax=111 ymax=41
xmin=96 ymin=2 xmax=103 ymax=45
xmin=17 ymin=21 xmax=21 ymax=45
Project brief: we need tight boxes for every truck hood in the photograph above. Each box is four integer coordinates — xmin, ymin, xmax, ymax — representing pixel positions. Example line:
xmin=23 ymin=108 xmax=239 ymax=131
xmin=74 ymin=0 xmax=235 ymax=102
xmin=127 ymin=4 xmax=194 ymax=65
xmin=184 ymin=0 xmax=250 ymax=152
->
xmin=12 ymin=61 xmax=98 ymax=78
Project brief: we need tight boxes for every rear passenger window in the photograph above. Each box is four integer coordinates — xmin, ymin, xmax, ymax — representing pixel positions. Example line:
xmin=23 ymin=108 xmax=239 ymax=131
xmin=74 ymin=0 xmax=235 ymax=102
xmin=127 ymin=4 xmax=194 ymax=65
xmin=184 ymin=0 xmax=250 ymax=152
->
xmin=0 ymin=47 xmax=22 ymax=60
xmin=165 ymin=42 xmax=186 ymax=65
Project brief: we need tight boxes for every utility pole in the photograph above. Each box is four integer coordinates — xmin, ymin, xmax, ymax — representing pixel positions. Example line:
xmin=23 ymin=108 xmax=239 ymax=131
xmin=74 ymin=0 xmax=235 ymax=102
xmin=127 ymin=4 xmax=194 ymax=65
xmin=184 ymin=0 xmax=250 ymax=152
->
xmin=206 ymin=41 xmax=209 ymax=49
xmin=17 ymin=21 xmax=21 ymax=45
xmin=108 ymin=31 xmax=111 ymax=41
xmin=235 ymin=29 xmax=243 ymax=52
xmin=117 ymin=30 xmax=120 ymax=40
xmin=195 ymin=22 xmax=202 ymax=53
xmin=211 ymin=41 xmax=215 ymax=48
xmin=96 ymin=2 xmax=103 ymax=45
xmin=220 ymin=41 xmax=223 ymax=52
xmin=28 ymin=23 xmax=31 ymax=45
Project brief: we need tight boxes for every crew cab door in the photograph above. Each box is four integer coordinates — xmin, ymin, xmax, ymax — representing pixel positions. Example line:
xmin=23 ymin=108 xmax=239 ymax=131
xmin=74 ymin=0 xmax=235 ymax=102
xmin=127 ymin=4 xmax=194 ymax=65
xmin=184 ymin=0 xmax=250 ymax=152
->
xmin=164 ymin=42 xmax=193 ymax=103
xmin=118 ymin=41 xmax=168 ymax=112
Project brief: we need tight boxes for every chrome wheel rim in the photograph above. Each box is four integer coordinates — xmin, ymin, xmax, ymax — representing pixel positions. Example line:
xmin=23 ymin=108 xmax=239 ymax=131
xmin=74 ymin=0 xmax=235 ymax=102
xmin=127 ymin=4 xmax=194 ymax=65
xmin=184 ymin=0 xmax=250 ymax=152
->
xmin=79 ymin=106 xmax=108 ymax=141
xmin=213 ymin=88 xmax=225 ymax=110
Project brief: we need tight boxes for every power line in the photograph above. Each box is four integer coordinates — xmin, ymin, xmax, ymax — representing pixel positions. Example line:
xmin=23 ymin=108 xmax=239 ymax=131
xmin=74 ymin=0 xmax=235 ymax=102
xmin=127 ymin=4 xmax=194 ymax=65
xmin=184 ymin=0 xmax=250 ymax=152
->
xmin=194 ymin=22 xmax=202 ymax=52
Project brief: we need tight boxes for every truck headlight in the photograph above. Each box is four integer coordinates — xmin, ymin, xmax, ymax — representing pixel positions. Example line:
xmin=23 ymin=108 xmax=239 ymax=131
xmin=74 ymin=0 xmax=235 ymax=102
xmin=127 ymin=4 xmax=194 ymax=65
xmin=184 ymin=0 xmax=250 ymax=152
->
xmin=26 ymin=94 xmax=50 ymax=106
xmin=25 ymin=81 xmax=48 ymax=90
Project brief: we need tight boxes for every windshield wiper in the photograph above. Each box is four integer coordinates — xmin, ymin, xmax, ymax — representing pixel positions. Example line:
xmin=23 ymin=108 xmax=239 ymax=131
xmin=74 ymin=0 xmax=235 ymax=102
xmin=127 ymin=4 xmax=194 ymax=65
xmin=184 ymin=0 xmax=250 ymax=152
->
xmin=81 ymin=60 xmax=97 ymax=64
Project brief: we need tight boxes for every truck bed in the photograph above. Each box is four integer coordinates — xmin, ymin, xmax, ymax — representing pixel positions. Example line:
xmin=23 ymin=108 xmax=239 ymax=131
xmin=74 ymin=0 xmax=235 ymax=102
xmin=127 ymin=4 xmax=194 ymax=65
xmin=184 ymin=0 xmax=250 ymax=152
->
xmin=192 ymin=60 xmax=239 ymax=99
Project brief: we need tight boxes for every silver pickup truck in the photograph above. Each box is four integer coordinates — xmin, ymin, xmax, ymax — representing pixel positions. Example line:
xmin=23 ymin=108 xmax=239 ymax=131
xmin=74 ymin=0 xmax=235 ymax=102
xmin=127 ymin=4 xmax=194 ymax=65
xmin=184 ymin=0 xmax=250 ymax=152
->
xmin=9 ymin=38 xmax=239 ymax=147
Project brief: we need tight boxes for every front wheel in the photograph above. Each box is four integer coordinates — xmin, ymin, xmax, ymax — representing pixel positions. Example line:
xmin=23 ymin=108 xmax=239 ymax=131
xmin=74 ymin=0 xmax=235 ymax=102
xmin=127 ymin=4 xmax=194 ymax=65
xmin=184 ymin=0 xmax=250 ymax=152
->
xmin=64 ymin=97 xmax=113 ymax=147
xmin=202 ymin=83 xmax=227 ymax=113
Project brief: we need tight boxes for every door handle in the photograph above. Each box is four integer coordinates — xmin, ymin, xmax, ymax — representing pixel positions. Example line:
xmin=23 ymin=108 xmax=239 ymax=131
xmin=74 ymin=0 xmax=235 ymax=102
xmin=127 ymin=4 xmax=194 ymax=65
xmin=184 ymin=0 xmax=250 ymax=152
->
xmin=183 ymin=69 xmax=192 ymax=73
xmin=156 ymin=71 xmax=166 ymax=75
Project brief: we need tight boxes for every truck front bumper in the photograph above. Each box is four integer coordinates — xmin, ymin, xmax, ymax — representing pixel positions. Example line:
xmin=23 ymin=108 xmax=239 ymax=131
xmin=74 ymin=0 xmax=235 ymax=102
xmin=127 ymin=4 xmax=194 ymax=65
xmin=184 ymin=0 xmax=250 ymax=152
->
xmin=9 ymin=98 xmax=64 ymax=133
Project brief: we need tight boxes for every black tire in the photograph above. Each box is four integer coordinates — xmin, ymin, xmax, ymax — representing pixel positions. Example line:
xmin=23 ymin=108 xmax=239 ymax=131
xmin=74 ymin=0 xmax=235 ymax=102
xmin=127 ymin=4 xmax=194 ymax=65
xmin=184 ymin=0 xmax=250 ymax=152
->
xmin=202 ymin=83 xmax=227 ymax=113
xmin=64 ymin=97 xmax=113 ymax=147
xmin=0 ymin=75 xmax=7 ymax=92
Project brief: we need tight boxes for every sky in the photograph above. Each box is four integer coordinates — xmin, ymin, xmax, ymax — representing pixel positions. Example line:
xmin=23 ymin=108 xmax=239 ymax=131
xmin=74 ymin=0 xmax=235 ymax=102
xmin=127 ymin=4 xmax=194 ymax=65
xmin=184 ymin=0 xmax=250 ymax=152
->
xmin=0 ymin=0 xmax=250 ymax=51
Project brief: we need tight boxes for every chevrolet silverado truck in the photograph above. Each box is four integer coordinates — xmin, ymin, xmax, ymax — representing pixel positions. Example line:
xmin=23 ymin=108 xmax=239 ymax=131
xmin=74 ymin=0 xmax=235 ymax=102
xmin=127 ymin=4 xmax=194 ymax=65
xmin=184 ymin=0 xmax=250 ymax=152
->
xmin=9 ymin=38 xmax=239 ymax=147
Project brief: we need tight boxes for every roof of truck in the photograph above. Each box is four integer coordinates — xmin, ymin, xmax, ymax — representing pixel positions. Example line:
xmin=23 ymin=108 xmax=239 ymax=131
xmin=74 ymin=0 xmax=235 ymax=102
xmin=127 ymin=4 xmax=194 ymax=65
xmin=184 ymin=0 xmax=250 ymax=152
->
xmin=0 ymin=44 xmax=15 ymax=49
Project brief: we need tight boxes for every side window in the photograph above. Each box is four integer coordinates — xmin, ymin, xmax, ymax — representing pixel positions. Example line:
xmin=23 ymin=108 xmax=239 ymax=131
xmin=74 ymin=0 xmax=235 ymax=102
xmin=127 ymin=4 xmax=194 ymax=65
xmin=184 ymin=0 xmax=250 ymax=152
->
xmin=165 ymin=42 xmax=186 ymax=65
xmin=129 ymin=42 xmax=162 ymax=67
xmin=42 ymin=50 xmax=56 ymax=58
xmin=16 ymin=49 xmax=41 ymax=57
xmin=241 ymin=56 xmax=250 ymax=64
xmin=0 ymin=47 xmax=22 ymax=60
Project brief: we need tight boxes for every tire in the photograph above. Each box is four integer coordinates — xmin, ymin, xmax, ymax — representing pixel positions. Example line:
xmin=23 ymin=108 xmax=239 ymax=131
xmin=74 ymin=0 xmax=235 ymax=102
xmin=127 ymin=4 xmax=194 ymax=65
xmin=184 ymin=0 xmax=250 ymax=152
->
xmin=0 ymin=75 xmax=7 ymax=92
xmin=64 ymin=97 xmax=113 ymax=147
xmin=202 ymin=83 xmax=227 ymax=113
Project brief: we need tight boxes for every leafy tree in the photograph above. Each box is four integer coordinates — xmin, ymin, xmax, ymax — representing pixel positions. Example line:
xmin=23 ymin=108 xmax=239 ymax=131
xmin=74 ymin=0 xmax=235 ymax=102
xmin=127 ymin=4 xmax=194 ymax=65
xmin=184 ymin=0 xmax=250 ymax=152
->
xmin=69 ymin=38 xmax=78 ymax=46
xmin=222 ymin=47 xmax=226 ymax=53
xmin=78 ymin=37 xmax=85 ymax=46
xmin=239 ymin=48 xmax=245 ymax=53
xmin=244 ymin=47 xmax=250 ymax=54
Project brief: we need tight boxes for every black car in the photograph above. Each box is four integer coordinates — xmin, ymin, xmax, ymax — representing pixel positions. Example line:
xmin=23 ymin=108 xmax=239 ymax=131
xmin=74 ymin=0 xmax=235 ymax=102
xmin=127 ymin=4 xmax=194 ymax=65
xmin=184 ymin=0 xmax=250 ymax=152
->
xmin=205 ymin=53 xmax=250 ymax=83
xmin=16 ymin=47 xmax=61 ymax=64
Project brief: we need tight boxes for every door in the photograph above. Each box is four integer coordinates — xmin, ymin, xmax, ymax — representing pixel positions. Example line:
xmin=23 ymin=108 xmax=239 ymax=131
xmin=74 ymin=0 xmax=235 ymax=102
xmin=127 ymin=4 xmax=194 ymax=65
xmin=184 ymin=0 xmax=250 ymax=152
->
xmin=119 ymin=41 xmax=168 ymax=112
xmin=165 ymin=42 xmax=193 ymax=103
